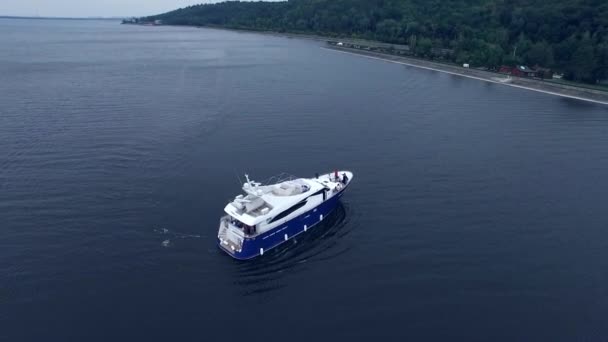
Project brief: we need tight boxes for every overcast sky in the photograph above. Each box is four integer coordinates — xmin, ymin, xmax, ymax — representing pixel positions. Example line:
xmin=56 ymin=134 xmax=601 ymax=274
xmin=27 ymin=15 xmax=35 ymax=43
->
xmin=0 ymin=0 xmax=226 ymax=18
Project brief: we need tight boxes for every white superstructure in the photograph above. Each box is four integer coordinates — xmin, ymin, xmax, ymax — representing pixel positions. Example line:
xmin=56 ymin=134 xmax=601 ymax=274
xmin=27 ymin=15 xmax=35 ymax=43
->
xmin=217 ymin=171 xmax=353 ymax=255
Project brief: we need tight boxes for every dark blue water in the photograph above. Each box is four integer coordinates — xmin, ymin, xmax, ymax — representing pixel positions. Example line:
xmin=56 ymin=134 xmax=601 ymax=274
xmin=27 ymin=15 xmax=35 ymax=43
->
xmin=2 ymin=19 xmax=608 ymax=341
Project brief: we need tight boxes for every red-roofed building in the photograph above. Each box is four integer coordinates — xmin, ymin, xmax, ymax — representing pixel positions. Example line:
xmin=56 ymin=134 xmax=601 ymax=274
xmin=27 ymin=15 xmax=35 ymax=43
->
xmin=499 ymin=65 xmax=537 ymax=78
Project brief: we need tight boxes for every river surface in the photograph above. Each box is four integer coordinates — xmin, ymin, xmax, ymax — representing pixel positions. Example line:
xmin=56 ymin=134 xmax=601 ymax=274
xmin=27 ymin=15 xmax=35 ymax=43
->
xmin=2 ymin=19 xmax=608 ymax=341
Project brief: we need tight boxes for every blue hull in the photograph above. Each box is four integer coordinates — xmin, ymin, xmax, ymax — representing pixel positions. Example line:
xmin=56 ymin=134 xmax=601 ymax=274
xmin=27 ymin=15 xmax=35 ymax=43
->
xmin=218 ymin=188 xmax=347 ymax=260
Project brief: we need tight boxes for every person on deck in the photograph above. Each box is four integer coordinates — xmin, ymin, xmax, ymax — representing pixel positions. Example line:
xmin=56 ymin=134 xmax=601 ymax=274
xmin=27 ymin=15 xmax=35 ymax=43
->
xmin=342 ymin=173 xmax=349 ymax=184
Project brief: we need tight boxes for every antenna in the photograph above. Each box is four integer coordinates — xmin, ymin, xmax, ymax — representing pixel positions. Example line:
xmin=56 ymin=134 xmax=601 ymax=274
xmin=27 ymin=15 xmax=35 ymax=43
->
xmin=233 ymin=169 xmax=243 ymax=186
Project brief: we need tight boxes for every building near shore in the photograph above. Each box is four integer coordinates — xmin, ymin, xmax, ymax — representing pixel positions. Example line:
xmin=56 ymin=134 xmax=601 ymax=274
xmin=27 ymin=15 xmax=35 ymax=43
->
xmin=499 ymin=65 xmax=537 ymax=78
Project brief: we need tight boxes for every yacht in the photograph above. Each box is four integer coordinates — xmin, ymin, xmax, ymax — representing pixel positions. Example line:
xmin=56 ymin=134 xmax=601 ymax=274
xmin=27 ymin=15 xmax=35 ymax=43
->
xmin=217 ymin=170 xmax=353 ymax=260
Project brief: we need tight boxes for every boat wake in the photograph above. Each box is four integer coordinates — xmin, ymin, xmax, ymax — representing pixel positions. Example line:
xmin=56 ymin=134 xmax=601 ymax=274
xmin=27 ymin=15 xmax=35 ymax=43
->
xmin=231 ymin=202 xmax=358 ymax=296
xmin=154 ymin=227 xmax=202 ymax=247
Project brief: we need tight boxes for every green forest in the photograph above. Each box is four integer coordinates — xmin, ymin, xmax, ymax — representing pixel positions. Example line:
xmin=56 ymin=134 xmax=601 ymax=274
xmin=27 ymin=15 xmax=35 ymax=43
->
xmin=145 ymin=0 xmax=608 ymax=84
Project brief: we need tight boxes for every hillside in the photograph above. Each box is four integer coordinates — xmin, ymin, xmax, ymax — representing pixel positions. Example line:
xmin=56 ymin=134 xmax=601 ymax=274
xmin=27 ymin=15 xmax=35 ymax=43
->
xmin=146 ymin=0 xmax=608 ymax=83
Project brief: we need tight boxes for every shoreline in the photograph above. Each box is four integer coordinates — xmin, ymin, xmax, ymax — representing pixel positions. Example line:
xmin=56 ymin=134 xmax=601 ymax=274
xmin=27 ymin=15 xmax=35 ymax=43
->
xmin=323 ymin=46 xmax=608 ymax=106
xmin=141 ymin=24 xmax=608 ymax=105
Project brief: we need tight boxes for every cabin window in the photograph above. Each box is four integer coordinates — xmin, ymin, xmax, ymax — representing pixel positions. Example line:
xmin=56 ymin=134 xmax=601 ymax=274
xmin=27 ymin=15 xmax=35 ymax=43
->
xmin=230 ymin=217 xmax=244 ymax=228
xmin=230 ymin=218 xmax=256 ymax=235
xmin=269 ymin=200 xmax=307 ymax=223
xmin=244 ymin=224 xmax=256 ymax=235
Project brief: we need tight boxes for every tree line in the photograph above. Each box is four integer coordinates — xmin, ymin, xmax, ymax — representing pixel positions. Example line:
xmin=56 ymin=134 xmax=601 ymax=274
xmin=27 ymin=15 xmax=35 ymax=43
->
xmin=146 ymin=0 xmax=608 ymax=84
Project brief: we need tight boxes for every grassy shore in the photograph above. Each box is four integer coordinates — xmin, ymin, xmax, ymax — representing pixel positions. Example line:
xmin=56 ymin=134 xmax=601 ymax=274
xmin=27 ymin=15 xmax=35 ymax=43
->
xmin=546 ymin=78 xmax=608 ymax=93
